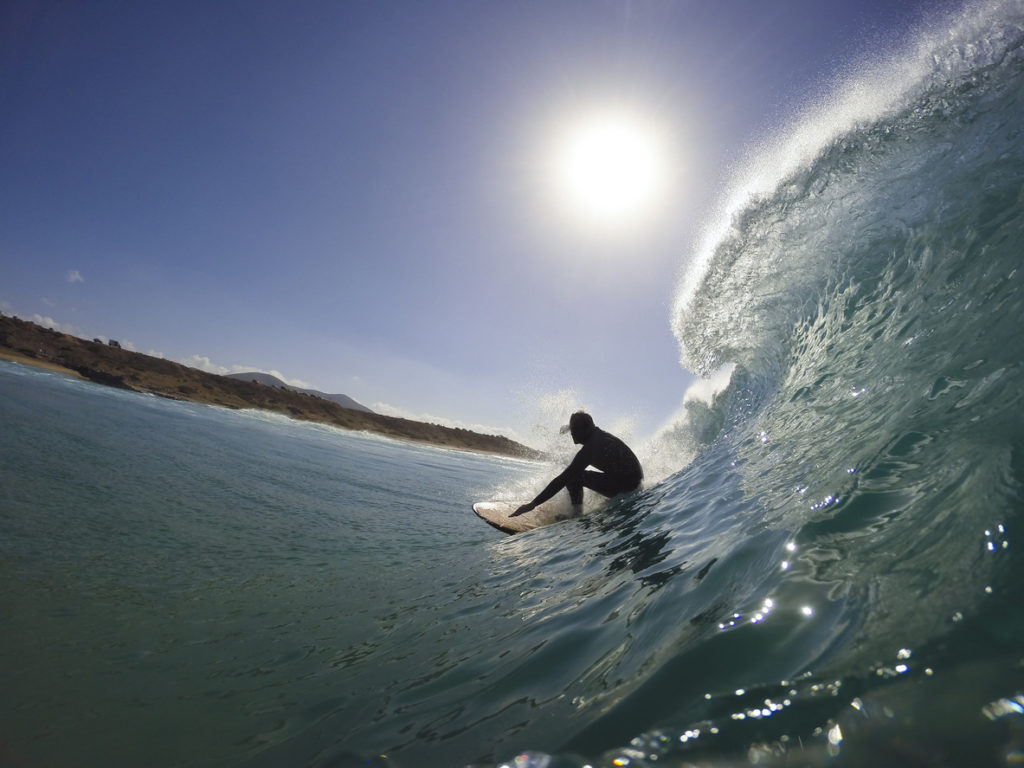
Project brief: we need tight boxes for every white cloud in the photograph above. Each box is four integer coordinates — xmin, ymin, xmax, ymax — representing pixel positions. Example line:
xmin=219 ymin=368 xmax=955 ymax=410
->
xmin=31 ymin=314 xmax=79 ymax=335
xmin=66 ymin=270 xmax=84 ymax=283
xmin=262 ymin=369 xmax=315 ymax=389
xmin=178 ymin=356 xmax=315 ymax=389
xmin=223 ymin=365 xmax=315 ymax=389
xmin=181 ymin=355 xmax=230 ymax=375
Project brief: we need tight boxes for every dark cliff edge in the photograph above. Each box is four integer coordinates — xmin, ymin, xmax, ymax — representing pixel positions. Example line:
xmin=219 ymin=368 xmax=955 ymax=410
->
xmin=0 ymin=315 xmax=542 ymax=460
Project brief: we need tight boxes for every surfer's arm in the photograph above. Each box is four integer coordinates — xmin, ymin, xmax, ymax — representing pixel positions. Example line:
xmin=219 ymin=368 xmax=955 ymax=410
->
xmin=510 ymin=450 xmax=589 ymax=516
xmin=511 ymin=472 xmax=567 ymax=516
xmin=510 ymin=503 xmax=535 ymax=517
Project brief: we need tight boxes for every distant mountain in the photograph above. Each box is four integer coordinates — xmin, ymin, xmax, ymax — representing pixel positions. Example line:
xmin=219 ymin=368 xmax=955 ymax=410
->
xmin=225 ymin=372 xmax=374 ymax=413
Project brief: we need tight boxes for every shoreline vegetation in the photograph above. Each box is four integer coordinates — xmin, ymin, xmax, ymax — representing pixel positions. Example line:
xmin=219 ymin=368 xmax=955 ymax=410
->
xmin=0 ymin=314 xmax=542 ymax=460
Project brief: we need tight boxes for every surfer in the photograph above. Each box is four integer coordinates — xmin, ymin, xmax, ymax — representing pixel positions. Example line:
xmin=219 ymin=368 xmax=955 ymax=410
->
xmin=511 ymin=410 xmax=643 ymax=517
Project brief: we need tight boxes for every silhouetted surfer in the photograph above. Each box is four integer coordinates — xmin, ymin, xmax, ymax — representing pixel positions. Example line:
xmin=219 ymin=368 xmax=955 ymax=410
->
xmin=511 ymin=411 xmax=643 ymax=517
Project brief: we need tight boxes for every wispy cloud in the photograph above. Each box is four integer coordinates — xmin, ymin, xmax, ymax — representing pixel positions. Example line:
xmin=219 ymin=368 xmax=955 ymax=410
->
xmin=66 ymin=270 xmax=84 ymax=283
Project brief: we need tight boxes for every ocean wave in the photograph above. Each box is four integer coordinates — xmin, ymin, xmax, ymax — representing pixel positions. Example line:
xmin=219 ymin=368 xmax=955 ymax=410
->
xmin=673 ymin=0 xmax=1024 ymax=388
xmin=563 ymin=2 xmax=1024 ymax=763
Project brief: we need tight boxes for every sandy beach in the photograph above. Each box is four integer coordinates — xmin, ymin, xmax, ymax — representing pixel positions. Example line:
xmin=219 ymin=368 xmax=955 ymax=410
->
xmin=0 ymin=349 xmax=86 ymax=378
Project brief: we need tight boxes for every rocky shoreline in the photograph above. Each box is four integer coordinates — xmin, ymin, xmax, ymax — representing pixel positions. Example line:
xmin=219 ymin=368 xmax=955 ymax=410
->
xmin=0 ymin=315 xmax=541 ymax=460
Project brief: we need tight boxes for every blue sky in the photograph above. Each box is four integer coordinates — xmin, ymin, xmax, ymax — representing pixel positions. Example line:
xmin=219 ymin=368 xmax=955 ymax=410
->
xmin=1 ymin=0 xmax=940 ymax=445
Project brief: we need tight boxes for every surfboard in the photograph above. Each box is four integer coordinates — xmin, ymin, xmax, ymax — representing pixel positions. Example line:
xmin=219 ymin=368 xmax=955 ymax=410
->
xmin=472 ymin=500 xmax=580 ymax=535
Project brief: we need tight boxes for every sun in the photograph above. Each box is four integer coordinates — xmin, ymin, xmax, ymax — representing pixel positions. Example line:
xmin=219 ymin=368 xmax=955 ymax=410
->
xmin=551 ymin=108 xmax=671 ymax=232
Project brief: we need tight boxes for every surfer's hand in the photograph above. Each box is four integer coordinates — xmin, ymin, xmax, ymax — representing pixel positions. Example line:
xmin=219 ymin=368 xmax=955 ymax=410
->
xmin=510 ymin=503 xmax=534 ymax=517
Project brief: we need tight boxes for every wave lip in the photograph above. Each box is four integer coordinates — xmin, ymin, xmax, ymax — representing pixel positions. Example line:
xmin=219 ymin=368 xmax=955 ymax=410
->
xmin=672 ymin=0 xmax=1024 ymax=385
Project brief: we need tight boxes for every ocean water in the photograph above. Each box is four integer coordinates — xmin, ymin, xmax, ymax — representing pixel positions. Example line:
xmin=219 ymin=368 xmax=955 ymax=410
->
xmin=4 ymin=2 xmax=1024 ymax=766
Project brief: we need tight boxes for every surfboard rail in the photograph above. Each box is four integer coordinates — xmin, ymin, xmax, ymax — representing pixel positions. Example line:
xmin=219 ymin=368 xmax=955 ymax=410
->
xmin=472 ymin=500 xmax=579 ymax=534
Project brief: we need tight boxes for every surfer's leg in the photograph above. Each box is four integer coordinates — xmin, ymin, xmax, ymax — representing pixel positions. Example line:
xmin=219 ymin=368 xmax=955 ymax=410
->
xmin=563 ymin=479 xmax=585 ymax=516
xmin=582 ymin=470 xmax=637 ymax=499
xmin=568 ymin=471 xmax=634 ymax=513
xmin=566 ymin=478 xmax=585 ymax=506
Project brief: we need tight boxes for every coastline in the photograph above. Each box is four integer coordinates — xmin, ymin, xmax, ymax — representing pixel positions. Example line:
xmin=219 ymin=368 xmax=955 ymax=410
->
xmin=0 ymin=349 xmax=86 ymax=379
xmin=0 ymin=315 xmax=542 ymax=460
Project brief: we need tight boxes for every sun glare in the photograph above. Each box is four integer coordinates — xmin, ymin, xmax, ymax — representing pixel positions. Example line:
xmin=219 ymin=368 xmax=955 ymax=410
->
xmin=551 ymin=108 xmax=671 ymax=232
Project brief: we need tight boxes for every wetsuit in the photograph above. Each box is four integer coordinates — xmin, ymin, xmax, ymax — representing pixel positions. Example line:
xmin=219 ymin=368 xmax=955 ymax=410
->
xmin=528 ymin=426 xmax=643 ymax=508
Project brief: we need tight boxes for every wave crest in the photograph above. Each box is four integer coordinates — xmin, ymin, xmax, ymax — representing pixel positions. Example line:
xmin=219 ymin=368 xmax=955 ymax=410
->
xmin=672 ymin=0 xmax=1024 ymax=388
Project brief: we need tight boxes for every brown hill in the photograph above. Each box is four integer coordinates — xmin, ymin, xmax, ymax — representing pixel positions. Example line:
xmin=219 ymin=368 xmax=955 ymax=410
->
xmin=0 ymin=314 xmax=541 ymax=459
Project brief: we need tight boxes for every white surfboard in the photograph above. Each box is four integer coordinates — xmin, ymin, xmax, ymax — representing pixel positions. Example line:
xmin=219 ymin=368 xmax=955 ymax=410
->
xmin=472 ymin=499 xmax=581 ymax=534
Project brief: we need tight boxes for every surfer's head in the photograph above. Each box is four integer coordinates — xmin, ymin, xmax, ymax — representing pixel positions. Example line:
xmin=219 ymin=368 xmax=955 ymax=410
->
xmin=568 ymin=410 xmax=595 ymax=444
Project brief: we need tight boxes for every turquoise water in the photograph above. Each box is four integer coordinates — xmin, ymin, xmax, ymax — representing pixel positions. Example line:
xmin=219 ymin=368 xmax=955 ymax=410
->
xmin=5 ymin=2 xmax=1024 ymax=766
